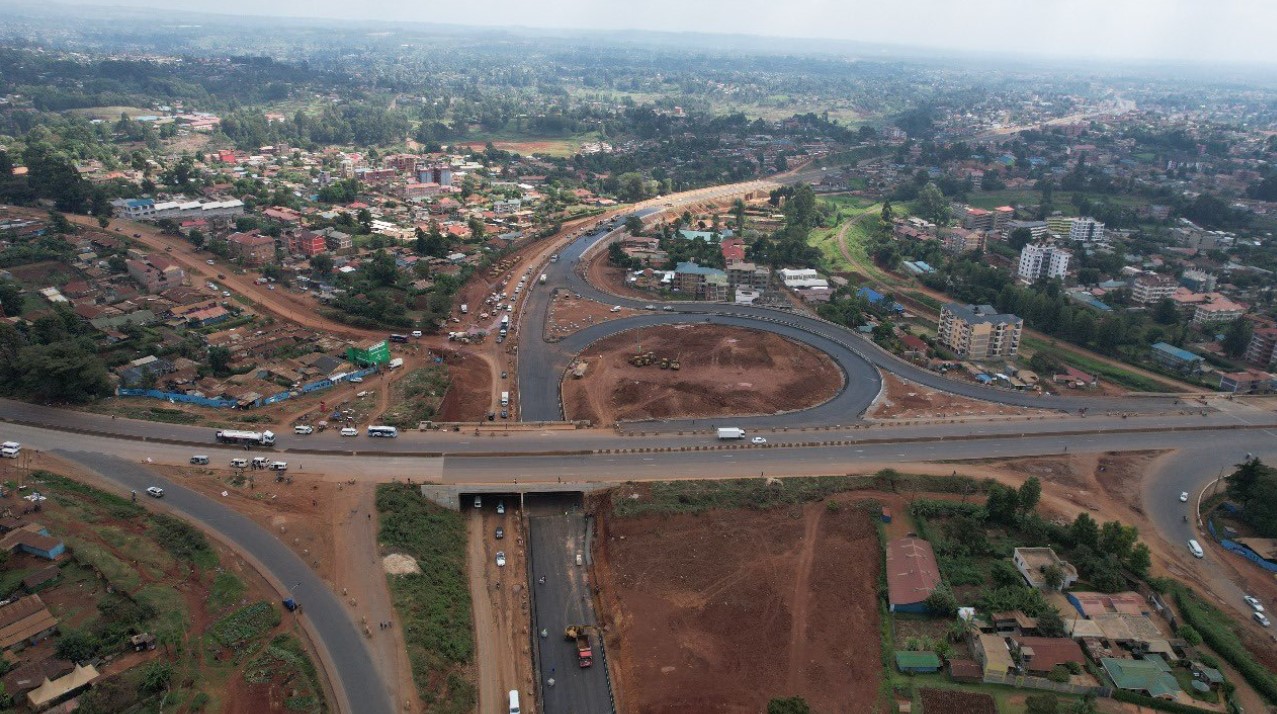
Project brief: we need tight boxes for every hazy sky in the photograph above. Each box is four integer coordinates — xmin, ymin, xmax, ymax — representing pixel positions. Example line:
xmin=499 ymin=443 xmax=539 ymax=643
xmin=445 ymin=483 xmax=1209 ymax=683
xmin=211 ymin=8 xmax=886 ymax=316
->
xmin=72 ymin=0 xmax=1277 ymax=64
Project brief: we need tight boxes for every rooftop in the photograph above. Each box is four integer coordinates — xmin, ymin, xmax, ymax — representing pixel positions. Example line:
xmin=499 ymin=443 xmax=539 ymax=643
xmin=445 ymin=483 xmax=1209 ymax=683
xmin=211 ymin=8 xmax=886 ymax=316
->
xmin=885 ymin=537 xmax=941 ymax=607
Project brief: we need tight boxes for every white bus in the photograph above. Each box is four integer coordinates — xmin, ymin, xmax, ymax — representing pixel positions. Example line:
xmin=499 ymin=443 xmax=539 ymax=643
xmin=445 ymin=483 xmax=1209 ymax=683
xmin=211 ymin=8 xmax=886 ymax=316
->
xmin=367 ymin=425 xmax=399 ymax=438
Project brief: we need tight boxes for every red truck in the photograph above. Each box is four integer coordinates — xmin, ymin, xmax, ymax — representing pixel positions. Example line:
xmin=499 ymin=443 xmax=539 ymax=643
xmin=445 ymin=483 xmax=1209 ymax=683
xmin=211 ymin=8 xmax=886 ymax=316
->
xmin=565 ymin=625 xmax=593 ymax=668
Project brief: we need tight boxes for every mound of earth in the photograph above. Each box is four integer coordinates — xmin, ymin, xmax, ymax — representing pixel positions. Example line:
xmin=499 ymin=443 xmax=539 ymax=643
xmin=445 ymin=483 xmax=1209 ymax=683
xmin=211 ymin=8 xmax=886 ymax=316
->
xmin=562 ymin=324 xmax=844 ymax=424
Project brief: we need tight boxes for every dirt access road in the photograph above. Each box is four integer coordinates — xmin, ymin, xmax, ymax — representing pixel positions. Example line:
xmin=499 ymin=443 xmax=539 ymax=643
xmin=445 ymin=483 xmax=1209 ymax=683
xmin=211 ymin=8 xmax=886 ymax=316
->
xmin=467 ymin=505 xmax=535 ymax=714
xmin=562 ymin=323 xmax=844 ymax=425
xmin=594 ymin=497 xmax=882 ymax=713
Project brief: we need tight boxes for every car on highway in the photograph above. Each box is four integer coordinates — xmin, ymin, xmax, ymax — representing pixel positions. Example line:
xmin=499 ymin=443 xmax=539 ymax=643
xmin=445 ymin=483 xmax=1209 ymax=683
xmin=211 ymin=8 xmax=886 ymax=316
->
xmin=294 ymin=425 xmax=314 ymax=435
xmin=610 ymin=305 xmax=621 ymax=312
xmin=1187 ymin=539 xmax=1205 ymax=558
xmin=189 ymin=455 xmax=209 ymax=465
xmin=497 ymin=499 xmax=505 ymax=515
xmin=495 ymin=551 xmax=506 ymax=567
xmin=206 ymin=259 xmax=215 ymax=265
xmin=501 ymin=371 xmax=507 ymax=379
xmin=1244 ymin=595 xmax=1265 ymax=612
xmin=1179 ymin=491 xmax=1189 ymax=502
xmin=751 ymin=437 xmax=767 ymax=444
xmin=663 ymin=305 xmax=673 ymax=311
xmin=644 ymin=304 xmax=655 ymax=310
xmin=474 ymin=495 xmax=482 ymax=508
xmin=145 ymin=486 xmax=164 ymax=498
xmin=1256 ymin=612 xmax=1271 ymax=628
xmin=495 ymin=527 xmax=504 ymax=540
xmin=340 ymin=427 xmax=358 ymax=437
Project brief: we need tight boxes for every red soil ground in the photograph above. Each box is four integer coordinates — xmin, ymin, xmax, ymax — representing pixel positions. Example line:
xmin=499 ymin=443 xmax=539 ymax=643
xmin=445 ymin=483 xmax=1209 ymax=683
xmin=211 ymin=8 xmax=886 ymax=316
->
xmin=562 ymin=324 xmax=843 ymax=425
xmin=593 ymin=502 xmax=882 ymax=713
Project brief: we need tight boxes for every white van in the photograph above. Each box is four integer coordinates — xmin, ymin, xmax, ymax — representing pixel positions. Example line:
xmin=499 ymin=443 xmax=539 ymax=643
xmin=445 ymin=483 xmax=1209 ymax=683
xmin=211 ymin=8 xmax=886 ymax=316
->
xmin=500 ymin=391 xmax=510 ymax=407
xmin=0 ymin=441 xmax=20 ymax=459
xmin=508 ymin=690 xmax=520 ymax=714
xmin=1187 ymin=539 xmax=1204 ymax=559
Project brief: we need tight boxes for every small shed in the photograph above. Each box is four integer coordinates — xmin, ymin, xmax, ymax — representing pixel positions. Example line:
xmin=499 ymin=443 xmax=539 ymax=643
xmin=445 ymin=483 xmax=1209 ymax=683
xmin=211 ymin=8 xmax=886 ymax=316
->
xmin=947 ymin=659 xmax=983 ymax=683
xmin=895 ymin=651 xmax=942 ymax=674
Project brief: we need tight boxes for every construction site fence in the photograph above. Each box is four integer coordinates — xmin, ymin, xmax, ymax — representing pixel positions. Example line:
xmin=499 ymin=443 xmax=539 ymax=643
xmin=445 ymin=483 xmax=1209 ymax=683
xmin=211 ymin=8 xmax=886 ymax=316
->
xmin=117 ymin=366 xmax=378 ymax=409
xmin=1207 ymin=519 xmax=1277 ymax=573
xmin=982 ymin=671 xmax=1110 ymax=698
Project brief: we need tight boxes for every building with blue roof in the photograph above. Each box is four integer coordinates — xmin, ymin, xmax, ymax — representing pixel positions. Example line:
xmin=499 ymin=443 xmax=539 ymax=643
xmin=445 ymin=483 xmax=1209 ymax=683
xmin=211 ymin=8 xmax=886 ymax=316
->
xmin=676 ymin=229 xmax=733 ymax=242
xmin=1150 ymin=342 xmax=1203 ymax=375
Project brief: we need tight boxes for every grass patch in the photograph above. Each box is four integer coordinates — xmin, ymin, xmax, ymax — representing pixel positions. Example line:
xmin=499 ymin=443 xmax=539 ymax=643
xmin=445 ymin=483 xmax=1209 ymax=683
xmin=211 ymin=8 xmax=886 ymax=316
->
xmin=612 ymin=471 xmax=987 ymax=517
xmin=95 ymin=525 xmax=176 ymax=580
xmin=149 ymin=513 xmax=219 ymax=570
xmin=136 ymin=584 xmax=189 ymax=640
xmin=380 ymin=367 xmax=450 ymax=428
xmin=209 ymin=601 xmax=282 ymax=650
xmin=243 ymin=635 xmax=328 ymax=713
xmin=66 ymin=537 xmax=142 ymax=591
xmin=375 ymin=484 xmax=475 ymax=714
xmin=210 ymin=572 xmax=247 ymax=613
xmin=33 ymin=471 xmax=145 ymax=520
xmin=1022 ymin=338 xmax=1169 ymax=392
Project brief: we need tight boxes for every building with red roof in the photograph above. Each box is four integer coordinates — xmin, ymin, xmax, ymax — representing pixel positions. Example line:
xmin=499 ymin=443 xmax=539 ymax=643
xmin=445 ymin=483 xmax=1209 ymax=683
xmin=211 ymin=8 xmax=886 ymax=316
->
xmin=886 ymin=537 xmax=941 ymax=613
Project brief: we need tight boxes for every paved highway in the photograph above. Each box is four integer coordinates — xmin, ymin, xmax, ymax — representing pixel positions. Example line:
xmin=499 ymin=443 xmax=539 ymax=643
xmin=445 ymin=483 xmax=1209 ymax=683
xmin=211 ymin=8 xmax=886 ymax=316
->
xmin=52 ymin=451 xmax=393 ymax=714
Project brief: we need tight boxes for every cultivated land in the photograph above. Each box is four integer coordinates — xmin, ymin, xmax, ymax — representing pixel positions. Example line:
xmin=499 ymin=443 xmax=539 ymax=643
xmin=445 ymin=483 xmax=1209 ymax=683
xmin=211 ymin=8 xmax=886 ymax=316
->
xmin=593 ymin=487 xmax=882 ymax=713
xmin=562 ymin=324 xmax=844 ymax=424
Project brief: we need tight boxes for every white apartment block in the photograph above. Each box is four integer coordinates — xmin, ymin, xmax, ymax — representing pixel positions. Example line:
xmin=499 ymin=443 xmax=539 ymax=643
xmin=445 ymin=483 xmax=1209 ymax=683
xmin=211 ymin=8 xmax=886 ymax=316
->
xmin=1016 ymin=243 xmax=1071 ymax=283
xmin=1068 ymin=218 xmax=1105 ymax=242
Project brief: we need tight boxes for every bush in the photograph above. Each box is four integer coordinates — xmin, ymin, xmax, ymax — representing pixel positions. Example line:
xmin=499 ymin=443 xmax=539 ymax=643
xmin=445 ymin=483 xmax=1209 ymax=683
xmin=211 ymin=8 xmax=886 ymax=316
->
xmin=56 ymin=630 xmax=99 ymax=662
xmin=1173 ymin=586 xmax=1277 ymax=702
xmin=768 ymin=697 xmax=811 ymax=714
xmin=1025 ymin=693 xmax=1058 ymax=714
xmin=148 ymin=514 xmax=217 ymax=569
xmin=209 ymin=601 xmax=281 ymax=649
xmin=1177 ymin=624 xmax=1202 ymax=646
xmin=1047 ymin=665 xmax=1071 ymax=683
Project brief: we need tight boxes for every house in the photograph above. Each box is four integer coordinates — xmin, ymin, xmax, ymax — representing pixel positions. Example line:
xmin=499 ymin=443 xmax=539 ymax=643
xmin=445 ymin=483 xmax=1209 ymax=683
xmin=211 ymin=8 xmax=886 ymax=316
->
xmin=1066 ymin=591 xmax=1148 ymax=618
xmin=974 ymin=633 xmax=1016 ymax=677
xmin=0 ymin=595 xmax=58 ymax=650
xmin=1192 ymin=297 xmax=1245 ymax=325
xmin=779 ymin=268 xmax=828 ymax=290
xmin=27 ymin=663 xmax=100 ymax=711
xmin=185 ymin=305 xmax=231 ymax=328
xmin=938 ymin=304 xmax=1023 ymax=359
xmin=1132 ymin=274 xmax=1177 ymax=305
xmin=316 ymin=227 xmax=353 ymax=252
xmin=1101 ymin=656 xmax=1180 ymax=700
xmin=0 ymin=523 xmax=66 ymax=560
xmin=1218 ymin=369 xmax=1273 ymax=394
xmin=287 ymin=230 xmax=328 ymax=257
xmin=947 ymin=659 xmax=983 ymax=683
xmin=1189 ymin=661 xmax=1225 ymax=689
xmin=226 ymin=232 xmax=275 ymax=265
xmin=3 ymin=659 xmax=75 ymax=698
xmin=1010 ymin=637 xmax=1086 ymax=676
xmin=720 ymin=237 xmax=746 ymax=263
xmin=677 ymin=229 xmax=733 ymax=242
xmin=22 ymin=566 xmax=60 ymax=593
xmin=1245 ymin=326 xmax=1277 ymax=368
xmin=125 ymin=255 xmax=185 ymax=293
xmin=673 ymin=262 xmax=729 ymax=301
xmin=894 ymin=651 xmax=942 ymax=674
xmin=1012 ymin=547 xmax=1078 ymax=590
xmin=725 ymin=261 xmax=769 ymax=292
xmin=941 ymin=227 xmax=985 ymax=255
xmin=1150 ymin=342 xmax=1203 ymax=375
xmin=989 ymin=611 xmax=1038 ymax=636
xmin=885 ymin=537 xmax=941 ymax=613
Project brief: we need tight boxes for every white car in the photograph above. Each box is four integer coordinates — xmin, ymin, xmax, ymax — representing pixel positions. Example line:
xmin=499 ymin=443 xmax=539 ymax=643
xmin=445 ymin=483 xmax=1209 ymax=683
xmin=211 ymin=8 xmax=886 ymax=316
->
xmin=340 ymin=427 xmax=358 ymax=437
xmin=495 ymin=551 xmax=506 ymax=567
xmin=293 ymin=425 xmax=314 ymax=435
xmin=206 ymin=259 xmax=215 ymax=265
xmin=610 ymin=305 xmax=622 ymax=312
xmin=751 ymin=437 xmax=767 ymax=444
xmin=1179 ymin=491 xmax=1189 ymax=502
xmin=1244 ymin=595 xmax=1265 ymax=613
xmin=497 ymin=500 xmax=505 ymax=515
xmin=145 ymin=486 xmax=165 ymax=498
xmin=349 ymin=376 xmax=363 ymax=383
xmin=1256 ymin=612 xmax=1271 ymax=628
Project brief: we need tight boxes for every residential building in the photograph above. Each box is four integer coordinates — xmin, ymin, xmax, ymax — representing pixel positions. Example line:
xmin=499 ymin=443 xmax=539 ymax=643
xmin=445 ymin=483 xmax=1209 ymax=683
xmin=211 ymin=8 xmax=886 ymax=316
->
xmin=1046 ymin=215 xmax=1074 ymax=236
xmin=725 ymin=261 xmax=769 ymax=292
xmin=1131 ymin=274 xmax=1177 ymax=305
xmin=0 ymin=523 xmax=65 ymax=560
xmin=1006 ymin=220 xmax=1050 ymax=240
xmin=1179 ymin=268 xmax=1217 ymax=293
xmin=1016 ymin=242 xmax=1071 ymax=283
xmin=1069 ymin=217 xmax=1105 ymax=242
xmin=0 ymin=595 xmax=58 ymax=650
xmin=778 ymin=268 xmax=829 ymax=290
xmin=885 ymin=537 xmax=941 ymax=613
xmin=1192 ymin=297 xmax=1245 ymax=325
xmin=973 ymin=633 xmax=1016 ymax=677
xmin=673 ymin=262 xmax=729 ymax=301
xmin=937 ymin=303 xmax=1023 ymax=359
xmin=1218 ymin=370 xmax=1274 ymax=394
xmin=111 ymin=198 xmax=244 ymax=222
xmin=1012 ymin=547 xmax=1078 ymax=590
xmin=316 ymin=227 xmax=353 ymax=252
xmin=961 ymin=206 xmax=995 ymax=231
xmin=1101 ymin=656 xmax=1180 ymax=700
xmin=720 ymin=237 xmax=746 ymax=263
xmin=287 ymin=230 xmax=328 ymax=257
xmin=941 ymin=227 xmax=985 ymax=255
xmin=1150 ymin=342 xmax=1204 ymax=374
xmin=676 ymin=229 xmax=733 ymax=242
xmin=226 ymin=232 xmax=275 ymax=265
xmin=26 ymin=664 xmax=100 ymax=711
xmin=125 ymin=255 xmax=185 ymax=293
xmin=1009 ymin=637 xmax=1086 ymax=677
xmin=1065 ymin=591 xmax=1149 ymax=618
xmin=1244 ymin=326 xmax=1277 ymax=368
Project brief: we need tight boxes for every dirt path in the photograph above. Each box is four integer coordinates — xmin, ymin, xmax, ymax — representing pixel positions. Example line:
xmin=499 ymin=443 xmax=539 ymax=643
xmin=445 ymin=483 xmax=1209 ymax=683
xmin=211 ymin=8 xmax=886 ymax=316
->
xmin=785 ymin=504 xmax=823 ymax=693
xmin=468 ymin=509 xmax=533 ymax=713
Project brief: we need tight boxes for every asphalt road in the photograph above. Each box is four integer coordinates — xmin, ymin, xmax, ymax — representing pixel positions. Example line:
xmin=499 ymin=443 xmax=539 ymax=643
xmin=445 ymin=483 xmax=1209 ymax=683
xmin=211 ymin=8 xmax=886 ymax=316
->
xmin=51 ymin=451 xmax=394 ymax=714
xmin=528 ymin=512 xmax=613 ymax=714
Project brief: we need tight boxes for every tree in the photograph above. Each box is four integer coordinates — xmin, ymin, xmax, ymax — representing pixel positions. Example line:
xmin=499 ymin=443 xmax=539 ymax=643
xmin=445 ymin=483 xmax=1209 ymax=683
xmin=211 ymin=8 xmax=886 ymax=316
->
xmin=1222 ymin=318 xmax=1253 ymax=359
xmin=1008 ymin=227 xmax=1034 ymax=250
xmin=1098 ymin=521 xmax=1138 ymax=560
xmin=1018 ymin=476 xmax=1042 ymax=514
xmin=1153 ymin=298 xmax=1179 ymax=325
xmin=617 ymin=172 xmax=648 ymax=202
xmin=468 ymin=216 xmax=486 ymax=242
xmin=624 ymin=215 xmax=644 ymax=235
xmin=1025 ymin=693 xmax=1059 ymax=714
xmin=311 ymin=253 xmax=334 ymax=277
xmin=1127 ymin=543 xmax=1152 ymax=577
xmin=207 ymin=346 xmax=232 ymax=377
xmin=767 ymin=697 xmax=811 ymax=714
xmin=984 ymin=483 xmax=1020 ymax=524
xmin=880 ymin=200 xmax=893 ymax=224
xmin=914 ymin=183 xmax=951 ymax=226
xmin=732 ymin=198 xmax=747 ymax=229
xmin=1177 ymin=624 xmax=1202 ymax=646
xmin=55 ymin=630 xmax=98 ymax=662
xmin=925 ymin=584 xmax=958 ymax=617
xmin=1037 ymin=607 xmax=1066 ymax=637
xmin=0 ymin=281 xmax=22 ymax=317
xmin=1042 ymin=563 xmax=1065 ymax=590
xmin=1071 ymin=513 xmax=1099 ymax=549
xmin=140 ymin=660 xmax=173 ymax=693
xmin=1226 ymin=457 xmax=1267 ymax=504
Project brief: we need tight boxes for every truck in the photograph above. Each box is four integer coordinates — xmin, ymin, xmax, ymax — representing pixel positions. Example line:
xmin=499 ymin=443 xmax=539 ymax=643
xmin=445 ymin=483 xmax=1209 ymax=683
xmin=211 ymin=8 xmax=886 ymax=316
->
xmin=460 ymin=303 xmax=469 ymax=314
xmin=717 ymin=427 xmax=746 ymax=440
xmin=564 ymin=625 xmax=594 ymax=668
xmin=500 ymin=391 xmax=510 ymax=407
xmin=500 ymin=314 xmax=510 ymax=327
xmin=215 ymin=429 xmax=276 ymax=446
xmin=539 ymin=273 xmax=547 ymax=285
xmin=388 ymin=357 xmax=404 ymax=370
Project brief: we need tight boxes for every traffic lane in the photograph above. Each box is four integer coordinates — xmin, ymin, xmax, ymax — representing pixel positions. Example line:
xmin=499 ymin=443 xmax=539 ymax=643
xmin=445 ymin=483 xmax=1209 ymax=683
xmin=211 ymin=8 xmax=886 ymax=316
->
xmin=441 ymin=428 xmax=1273 ymax=483
xmin=51 ymin=451 xmax=394 ymax=714
xmin=529 ymin=514 xmax=613 ymax=714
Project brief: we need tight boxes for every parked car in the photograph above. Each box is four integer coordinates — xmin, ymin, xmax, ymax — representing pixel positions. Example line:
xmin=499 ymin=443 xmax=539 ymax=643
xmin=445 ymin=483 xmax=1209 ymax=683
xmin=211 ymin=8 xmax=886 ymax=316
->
xmin=340 ymin=427 xmax=358 ymax=437
xmin=495 ymin=551 xmax=506 ymax=567
xmin=294 ymin=425 xmax=314 ymax=435
xmin=1244 ymin=595 xmax=1265 ymax=612
xmin=1179 ymin=491 xmax=1189 ymax=502
xmin=495 ymin=527 xmax=504 ymax=540
xmin=189 ymin=455 xmax=209 ymax=465
xmin=230 ymin=458 xmax=249 ymax=469
xmin=145 ymin=486 xmax=164 ymax=498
